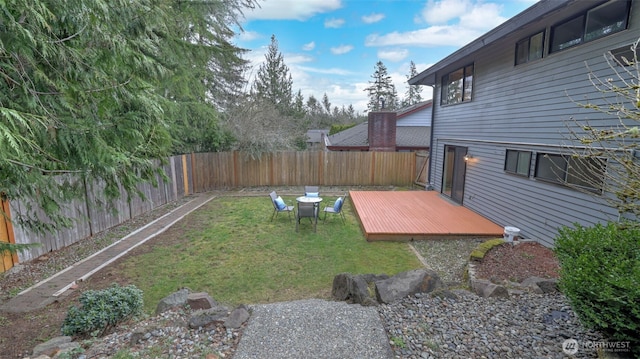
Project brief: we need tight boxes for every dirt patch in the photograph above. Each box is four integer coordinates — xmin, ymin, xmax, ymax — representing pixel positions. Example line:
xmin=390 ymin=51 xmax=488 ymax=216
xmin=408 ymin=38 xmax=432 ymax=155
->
xmin=473 ymin=241 xmax=560 ymax=283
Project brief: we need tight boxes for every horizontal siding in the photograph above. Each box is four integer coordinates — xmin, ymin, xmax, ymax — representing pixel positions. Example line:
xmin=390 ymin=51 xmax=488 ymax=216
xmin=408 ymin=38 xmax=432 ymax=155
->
xmin=397 ymin=110 xmax=432 ymax=126
xmin=428 ymin=2 xmax=639 ymax=246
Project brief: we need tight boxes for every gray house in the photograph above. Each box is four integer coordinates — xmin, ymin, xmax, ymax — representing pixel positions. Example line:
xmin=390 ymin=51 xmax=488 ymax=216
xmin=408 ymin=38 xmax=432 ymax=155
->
xmin=410 ymin=0 xmax=637 ymax=246
xmin=327 ymin=100 xmax=432 ymax=152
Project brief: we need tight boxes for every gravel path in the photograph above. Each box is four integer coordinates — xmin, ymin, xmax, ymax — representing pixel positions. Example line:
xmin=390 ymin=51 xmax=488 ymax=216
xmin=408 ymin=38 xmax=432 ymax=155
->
xmin=234 ymin=299 xmax=392 ymax=359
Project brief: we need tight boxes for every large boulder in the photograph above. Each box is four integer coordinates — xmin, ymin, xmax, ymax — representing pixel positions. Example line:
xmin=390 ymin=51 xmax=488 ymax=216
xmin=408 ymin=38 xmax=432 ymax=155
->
xmin=332 ymin=273 xmax=389 ymax=306
xmin=187 ymin=292 xmax=217 ymax=310
xmin=188 ymin=304 xmax=230 ymax=329
xmin=32 ymin=336 xmax=79 ymax=358
xmin=375 ymin=269 xmax=443 ymax=304
xmin=521 ymin=276 xmax=559 ymax=294
xmin=224 ymin=304 xmax=251 ymax=329
xmin=470 ymin=279 xmax=509 ymax=299
xmin=156 ymin=288 xmax=191 ymax=314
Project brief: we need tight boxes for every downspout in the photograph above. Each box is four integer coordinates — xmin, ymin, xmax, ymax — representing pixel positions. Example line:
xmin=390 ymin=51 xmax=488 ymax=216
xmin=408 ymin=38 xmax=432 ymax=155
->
xmin=426 ymin=85 xmax=436 ymax=191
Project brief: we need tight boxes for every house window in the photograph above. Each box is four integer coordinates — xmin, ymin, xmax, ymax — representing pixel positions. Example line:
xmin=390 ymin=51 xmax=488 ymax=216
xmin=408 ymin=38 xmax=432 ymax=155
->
xmin=441 ymin=64 xmax=473 ymax=105
xmin=504 ymin=150 xmax=531 ymax=176
xmin=550 ymin=0 xmax=631 ymax=54
xmin=516 ymin=31 xmax=544 ymax=65
xmin=584 ymin=0 xmax=631 ymax=42
xmin=534 ymin=153 xmax=606 ymax=193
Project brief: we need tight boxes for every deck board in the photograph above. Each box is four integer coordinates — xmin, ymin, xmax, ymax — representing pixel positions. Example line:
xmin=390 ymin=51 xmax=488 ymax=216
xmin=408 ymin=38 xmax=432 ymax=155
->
xmin=349 ymin=191 xmax=504 ymax=241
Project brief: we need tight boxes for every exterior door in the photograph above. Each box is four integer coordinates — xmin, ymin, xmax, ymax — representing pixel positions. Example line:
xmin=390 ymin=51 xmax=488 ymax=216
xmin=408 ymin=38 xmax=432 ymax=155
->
xmin=442 ymin=145 xmax=467 ymax=204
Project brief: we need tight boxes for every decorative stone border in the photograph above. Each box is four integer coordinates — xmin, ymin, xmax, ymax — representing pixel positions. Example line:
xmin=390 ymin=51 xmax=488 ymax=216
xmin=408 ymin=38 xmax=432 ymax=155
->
xmin=466 ymin=239 xmax=559 ymax=298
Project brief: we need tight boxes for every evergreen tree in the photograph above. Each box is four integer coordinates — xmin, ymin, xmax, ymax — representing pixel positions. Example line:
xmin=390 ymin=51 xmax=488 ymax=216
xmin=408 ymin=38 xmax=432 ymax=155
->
xmin=251 ymin=35 xmax=293 ymax=113
xmin=365 ymin=61 xmax=398 ymax=112
xmin=0 ymin=0 xmax=256 ymax=231
xmin=402 ymin=61 xmax=424 ymax=107
xmin=293 ymin=90 xmax=306 ymax=118
xmin=322 ymin=93 xmax=332 ymax=114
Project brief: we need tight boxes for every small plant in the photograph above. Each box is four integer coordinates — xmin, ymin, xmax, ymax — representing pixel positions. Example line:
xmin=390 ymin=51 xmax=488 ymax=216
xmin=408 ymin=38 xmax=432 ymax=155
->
xmin=390 ymin=336 xmax=406 ymax=348
xmin=61 ymin=284 xmax=144 ymax=337
xmin=425 ymin=339 xmax=440 ymax=351
xmin=520 ymin=252 xmax=535 ymax=260
xmin=54 ymin=346 xmax=85 ymax=359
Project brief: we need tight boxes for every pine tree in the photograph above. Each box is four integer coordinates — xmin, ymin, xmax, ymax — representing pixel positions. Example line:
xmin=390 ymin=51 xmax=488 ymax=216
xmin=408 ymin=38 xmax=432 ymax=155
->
xmin=322 ymin=93 xmax=332 ymax=114
xmin=402 ymin=61 xmax=424 ymax=107
xmin=364 ymin=61 xmax=398 ymax=112
xmin=251 ymin=35 xmax=294 ymax=113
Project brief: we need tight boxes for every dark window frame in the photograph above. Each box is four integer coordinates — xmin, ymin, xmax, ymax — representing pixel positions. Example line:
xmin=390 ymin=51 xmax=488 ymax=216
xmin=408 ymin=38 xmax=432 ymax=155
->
xmin=550 ymin=0 xmax=631 ymax=54
xmin=534 ymin=152 xmax=606 ymax=193
xmin=515 ymin=30 xmax=545 ymax=65
xmin=440 ymin=64 xmax=474 ymax=106
xmin=504 ymin=149 xmax=532 ymax=177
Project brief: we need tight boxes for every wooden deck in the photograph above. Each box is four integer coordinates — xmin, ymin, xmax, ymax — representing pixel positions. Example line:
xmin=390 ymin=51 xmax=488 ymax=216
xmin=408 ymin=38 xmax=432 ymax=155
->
xmin=349 ymin=191 xmax=504 ymax=241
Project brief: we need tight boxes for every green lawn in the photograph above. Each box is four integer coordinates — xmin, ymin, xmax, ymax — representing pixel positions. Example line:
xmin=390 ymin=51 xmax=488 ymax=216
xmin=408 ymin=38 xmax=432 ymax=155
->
xmin=119 ymin=195 xmax=422 ymax=312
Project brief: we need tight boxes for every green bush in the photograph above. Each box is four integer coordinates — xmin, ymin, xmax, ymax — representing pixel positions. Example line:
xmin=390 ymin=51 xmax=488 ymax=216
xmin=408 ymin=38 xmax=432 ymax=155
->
xmin=554 ymin=222 xmax=640 ymax=353
xmin=62 ymin=284 xmax=144 ymax=337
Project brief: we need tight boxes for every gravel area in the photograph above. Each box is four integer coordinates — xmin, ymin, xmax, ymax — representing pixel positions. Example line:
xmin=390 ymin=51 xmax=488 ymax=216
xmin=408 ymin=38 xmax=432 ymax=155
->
xmin=379 ymin=291 xmax=604 ymax=359
xmin=411 ymin=238 xmax=484 ymax=284
xmin=234 ymin=299 xmax=393 ymax=359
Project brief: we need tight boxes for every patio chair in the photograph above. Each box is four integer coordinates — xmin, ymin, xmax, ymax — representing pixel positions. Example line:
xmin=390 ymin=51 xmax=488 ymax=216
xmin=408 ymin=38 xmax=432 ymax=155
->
xmin=296 ymin=201 xmax=318 ymax=232
xmin=304 ymin=185 xmax=320 ymax=197
xmin=323 ymin=194 xmax=346 ymax=223
xmin=269 ymin=191 xmax=294 ymax=221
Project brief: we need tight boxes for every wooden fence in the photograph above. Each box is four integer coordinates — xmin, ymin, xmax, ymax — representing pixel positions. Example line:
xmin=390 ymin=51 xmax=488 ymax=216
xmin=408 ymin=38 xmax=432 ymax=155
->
xmin=190 ymin=151 xmax=417 ymax=191
xmin=1 ymin=151 xmax=422 ymax=269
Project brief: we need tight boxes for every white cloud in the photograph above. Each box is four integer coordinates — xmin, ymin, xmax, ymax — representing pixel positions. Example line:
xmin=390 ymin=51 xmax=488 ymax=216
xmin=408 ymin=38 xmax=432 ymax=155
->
xmin=366 ymin=0 xmax=510 ymax=48
xmin=378 ymin=49 xmax=409 ymax=62
xmin=418 ymin=0 xmax=507 ymax=29
xmin=331 ymin=44 xmax=354 ymax=55
xmin=302 ymin=41 xmax=316 ymax=51
xmin=325 ymin=18 xmax=345 ymax=28
xmin=245 ymin=0 xmax=342 ymax=21
xmin=459 ymin=2 xmax=506 ymax=29
xmin=297 ymin=66 xmax=354 ymax=76
xmin=237 ymin=31 xmax=262 ymax=41
xmin=362 ymin=13 xmax=385 ymax=24
xmin=421 ymin=0 xmax=470 ymax=24
xmin=365 ymin=25 xmax=483 ymax=47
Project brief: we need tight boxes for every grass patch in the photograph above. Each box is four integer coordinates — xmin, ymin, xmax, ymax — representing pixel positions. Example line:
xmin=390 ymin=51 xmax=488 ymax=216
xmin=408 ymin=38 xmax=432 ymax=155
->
xmin=117 ymin=195 xmax=423 ymax=313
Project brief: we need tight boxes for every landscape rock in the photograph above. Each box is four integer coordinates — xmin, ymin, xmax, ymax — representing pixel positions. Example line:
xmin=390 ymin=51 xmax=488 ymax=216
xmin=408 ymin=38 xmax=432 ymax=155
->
xmin=224 ymin=304 xmax=250 ymax=329
xmin=332 ymin=273 xmax=388 ymax=306
xmin=31 ymin=336 xmax=79 ymax=358
xmin=129 ymin=325 xmax=160 ymax=346
xmin=187 ymin=292 xmax=216 ymax=310
xmin=188 ymin=305 xmax=230 ymax=329
xmin=374 ymin=268 xmax=442 ymax=304
xmin=521 ymin=276 xmax=559 ymax=293
xmin=470 ymin=279 xmax=509 ymax=299
xmin=156 ymin=288 xmax=191 ymax=314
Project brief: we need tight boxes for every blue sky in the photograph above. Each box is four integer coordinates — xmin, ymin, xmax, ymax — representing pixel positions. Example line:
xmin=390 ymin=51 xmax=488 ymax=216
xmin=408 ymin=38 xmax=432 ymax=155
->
xmin=234 ymin=0 xmax=538 ymax=114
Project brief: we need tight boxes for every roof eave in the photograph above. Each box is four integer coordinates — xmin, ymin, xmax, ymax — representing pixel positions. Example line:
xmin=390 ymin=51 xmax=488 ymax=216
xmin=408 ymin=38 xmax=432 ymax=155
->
xmin=409 ymin=0 xmax=574 ymax=86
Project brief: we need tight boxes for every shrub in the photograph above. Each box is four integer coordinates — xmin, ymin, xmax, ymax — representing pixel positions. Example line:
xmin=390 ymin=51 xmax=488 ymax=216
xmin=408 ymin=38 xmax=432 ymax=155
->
xmin=554 ymin=222 xmax=639 ymax=353
xmin=61 ymin=284 xmax=144 ymax=337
